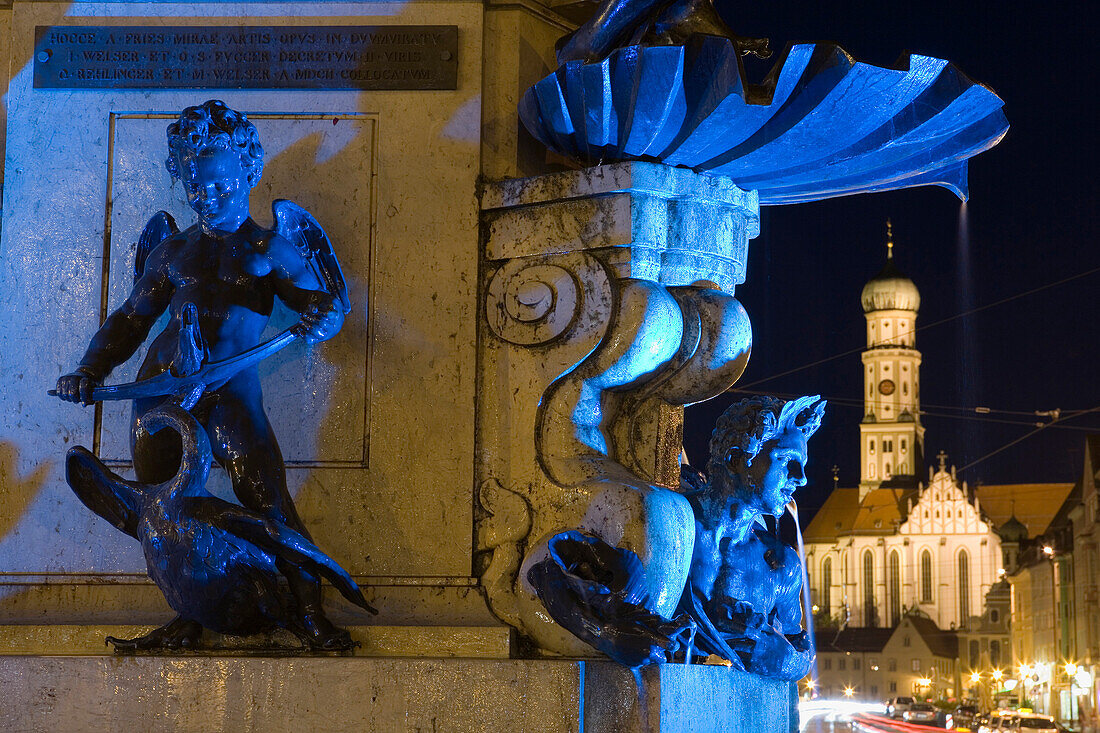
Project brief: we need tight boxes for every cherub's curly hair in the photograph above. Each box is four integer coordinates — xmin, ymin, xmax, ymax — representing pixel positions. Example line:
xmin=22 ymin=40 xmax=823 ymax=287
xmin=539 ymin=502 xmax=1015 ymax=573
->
xmin=705 ymin=395 xmax=826 ymax=480
xmin=165 ymin=100 xmax=264 ymax=185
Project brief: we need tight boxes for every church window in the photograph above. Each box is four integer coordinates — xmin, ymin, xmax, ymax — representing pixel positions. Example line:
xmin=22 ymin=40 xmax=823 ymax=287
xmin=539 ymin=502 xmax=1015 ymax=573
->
xmin=869 ymin=463 xmax=876 ymax=478
xmin=921 ymin=551 xmax=933 ymax=602
xmin=991 ymin=609 xmax=999 ymax=624
xmin=885 ymin=463 xmax=892 ymax=478
xmin=870 ymin=440 xmax=875 ymax=454
xmin=935 ymin=511 xmax=939 ymax=518
xmin=900 ymin=463 xmax=907 ymax=474
xmin=958 ymin=551 xmax=970 ymax=621
xmin=822 ymin=558 xmax=832 ymax=614
xmin=863 ymin=550 xmax=877 ymax=627
xmin=903 ymin=382 xmax=908 ymax=396
xmin=969 ymin=640 xmax=980 ymax=668
xmin=884 ymin=440 xmax=893 ymax=452
xmin=889 ymin=550 xmax=901 ymax=626
xmin=990 ymin=640 xmax=1001 ymax=667
xmin=924 ymin=511 xmax=929 ymax=518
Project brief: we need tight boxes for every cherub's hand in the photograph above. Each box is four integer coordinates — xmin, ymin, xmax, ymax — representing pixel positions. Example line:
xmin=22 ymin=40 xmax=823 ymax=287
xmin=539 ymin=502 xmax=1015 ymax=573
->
xmin=292 ymin=294 xmax=344 ymax=343
xmin=55 ymin=367 xmax=101 ymax=405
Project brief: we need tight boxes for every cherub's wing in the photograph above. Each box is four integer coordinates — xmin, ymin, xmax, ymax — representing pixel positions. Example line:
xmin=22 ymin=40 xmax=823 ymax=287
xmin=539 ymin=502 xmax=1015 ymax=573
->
xmin=194 ymin=500 xmax=377 ymax=614
xmin=134 ymin=211 xmax=179 ymax=284
xmin=271 ymin=199 xmax=351 ymax=314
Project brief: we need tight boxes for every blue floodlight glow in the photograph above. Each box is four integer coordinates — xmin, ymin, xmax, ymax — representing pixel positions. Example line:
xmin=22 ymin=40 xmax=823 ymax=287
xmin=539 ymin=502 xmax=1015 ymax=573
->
xmin=519 ymin=36 xmax=1008 ymax=205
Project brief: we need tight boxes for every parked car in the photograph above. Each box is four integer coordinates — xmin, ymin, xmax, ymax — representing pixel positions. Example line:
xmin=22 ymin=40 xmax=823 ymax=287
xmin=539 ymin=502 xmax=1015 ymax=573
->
xmin=954 ymin=704 xmax=980 ymax=729
xmin=887 ymin=696 xmax=915 ymax=719
xmin=1013 ymin=714 xmax=1057 ymax=732
xmin=903 ymin=703 xmax=938 ymax=724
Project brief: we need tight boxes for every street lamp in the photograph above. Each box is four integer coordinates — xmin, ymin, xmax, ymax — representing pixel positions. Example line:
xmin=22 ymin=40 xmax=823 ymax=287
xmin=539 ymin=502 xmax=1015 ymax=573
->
xmin=970 ymin=672 xmax=981 ymax=684
xmin=844 ymin=686 xmax=855 ymax=698
xmin=992 ymin=669 xmax=1004 ymax=682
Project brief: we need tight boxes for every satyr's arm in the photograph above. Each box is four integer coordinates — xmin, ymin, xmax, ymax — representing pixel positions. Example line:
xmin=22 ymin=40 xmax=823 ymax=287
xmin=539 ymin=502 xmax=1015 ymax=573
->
xmin=55 ymin=250 xmax=174 ymax=403
xmin=263 ymin=234 xmax=344 ymax=343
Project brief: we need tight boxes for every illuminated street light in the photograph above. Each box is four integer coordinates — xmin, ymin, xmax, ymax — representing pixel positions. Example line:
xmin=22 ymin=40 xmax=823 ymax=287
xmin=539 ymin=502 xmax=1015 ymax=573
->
xmin=812 ymin=604 xmax=820 ymax=613
xmin=844 ymin=686 xmax=855 ymax=698
xmin=916 ymin=677 xmax=932 ymax=687
xmin=1066 ymin=662 xmax=1079 ymax=677
xmin=806 ymin=679 xmax=816 ymax=689
xmin=1043 ymin=545 xmax=1054 ymax=557
xmin=992 ymin=669 xmax=1004 ymax=682
xmin=970 ymin=672 xmax=981 ymax=684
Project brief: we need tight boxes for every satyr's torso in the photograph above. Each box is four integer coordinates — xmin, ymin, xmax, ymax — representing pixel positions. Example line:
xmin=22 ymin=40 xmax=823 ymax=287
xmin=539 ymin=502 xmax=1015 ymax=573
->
xmin=692 ymin=525 xmax=801 ymax=629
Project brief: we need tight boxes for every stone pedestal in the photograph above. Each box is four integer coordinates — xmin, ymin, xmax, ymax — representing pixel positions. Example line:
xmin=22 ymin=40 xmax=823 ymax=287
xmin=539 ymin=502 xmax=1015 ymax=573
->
xmin=476 ymin=162 xmax=759 ymax=653
xmin=1 ymin=656 xmax=795 ymax=732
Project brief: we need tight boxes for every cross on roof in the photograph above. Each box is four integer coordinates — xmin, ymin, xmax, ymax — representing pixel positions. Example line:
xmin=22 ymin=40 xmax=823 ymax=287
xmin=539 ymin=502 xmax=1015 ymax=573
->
xmin=937 ymin=450 xmax=948 ymax=471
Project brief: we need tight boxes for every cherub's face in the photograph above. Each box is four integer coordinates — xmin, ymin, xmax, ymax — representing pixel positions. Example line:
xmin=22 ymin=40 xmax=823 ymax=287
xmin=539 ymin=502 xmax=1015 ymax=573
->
xmin=174 ymin=147 xmax=253 ymax=232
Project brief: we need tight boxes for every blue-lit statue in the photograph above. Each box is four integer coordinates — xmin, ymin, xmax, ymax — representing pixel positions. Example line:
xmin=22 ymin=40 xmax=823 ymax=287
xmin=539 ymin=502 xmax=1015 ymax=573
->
xmin=52 ymin=100 xmax=374 ymax=650
xmin=527 ymin=394 xmax=824 ymax=678
xmin=678 ymin=394 xmax=824 ymax=680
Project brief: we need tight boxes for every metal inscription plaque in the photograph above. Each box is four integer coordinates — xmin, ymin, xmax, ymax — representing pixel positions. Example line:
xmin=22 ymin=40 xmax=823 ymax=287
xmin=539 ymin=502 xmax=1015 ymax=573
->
xmin=33 ymin=26 xmax=458 ymax=90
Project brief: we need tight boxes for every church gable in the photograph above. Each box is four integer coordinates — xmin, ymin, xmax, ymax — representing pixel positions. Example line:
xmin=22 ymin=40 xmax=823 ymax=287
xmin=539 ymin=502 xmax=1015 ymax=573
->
xmin=899 ymin=469 xmax=992 ymax=537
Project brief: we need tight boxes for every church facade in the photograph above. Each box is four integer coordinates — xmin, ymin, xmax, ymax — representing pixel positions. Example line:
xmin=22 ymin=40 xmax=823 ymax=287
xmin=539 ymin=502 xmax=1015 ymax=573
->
xmin=805 ymin=225 xmax=1004 ymax=632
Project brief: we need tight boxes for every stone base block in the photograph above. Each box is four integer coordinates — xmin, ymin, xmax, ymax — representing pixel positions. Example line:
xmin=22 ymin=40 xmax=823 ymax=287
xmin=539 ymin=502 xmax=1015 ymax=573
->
xmin=1 ymin=655 xmax=795 ymax=732
xmin=0 ymin=624 xmax=513 ymax=658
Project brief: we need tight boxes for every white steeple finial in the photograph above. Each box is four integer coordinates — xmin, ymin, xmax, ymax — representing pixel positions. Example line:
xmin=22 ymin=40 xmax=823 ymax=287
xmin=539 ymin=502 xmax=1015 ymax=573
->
xmin=886 ymin=218 xmax=894 ymax=260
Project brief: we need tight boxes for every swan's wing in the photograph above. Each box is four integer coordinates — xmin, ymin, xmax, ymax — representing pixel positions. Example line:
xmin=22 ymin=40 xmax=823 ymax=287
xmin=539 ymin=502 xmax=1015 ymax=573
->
xmin=65 ymin=446 xmax=144 ymax=539
xmin=195 ymin=502 xmax=377 ymax=614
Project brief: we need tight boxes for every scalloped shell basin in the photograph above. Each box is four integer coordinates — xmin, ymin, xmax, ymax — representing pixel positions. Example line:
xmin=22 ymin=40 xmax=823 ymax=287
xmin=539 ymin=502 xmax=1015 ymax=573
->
xmin=519 ymin=37 xmax=1008 ymax=205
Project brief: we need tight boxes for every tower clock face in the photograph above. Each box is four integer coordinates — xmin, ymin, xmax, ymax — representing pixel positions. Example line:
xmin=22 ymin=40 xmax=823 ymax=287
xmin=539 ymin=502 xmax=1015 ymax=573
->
xmin=878 ymin=379 xmax=896 ymax=395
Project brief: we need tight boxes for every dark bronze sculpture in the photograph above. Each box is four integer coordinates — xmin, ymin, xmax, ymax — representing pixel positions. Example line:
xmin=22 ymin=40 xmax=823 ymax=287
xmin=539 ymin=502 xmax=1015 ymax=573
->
xmin=528 ymin=395 xmax=823 ymax=679
xmin=678 ymin=395 xmax=824 ymax=680
xmin=555 ymin=0 xmax=770 ymax=64
xmin=52 ymin=100 xmax=372 ymax=651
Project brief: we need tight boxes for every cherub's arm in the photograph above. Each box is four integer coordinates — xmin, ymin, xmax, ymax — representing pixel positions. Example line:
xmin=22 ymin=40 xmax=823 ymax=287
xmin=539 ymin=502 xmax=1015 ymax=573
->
xmin=262 ymin=234 xmax=344 ymax=343
xmin=56 ymin=250 xmax=174 ymax=403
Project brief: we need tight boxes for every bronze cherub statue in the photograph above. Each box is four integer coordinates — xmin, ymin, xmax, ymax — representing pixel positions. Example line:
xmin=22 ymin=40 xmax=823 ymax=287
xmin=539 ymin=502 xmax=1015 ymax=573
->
xmin=52 ymin=100 xmax=372 ymax=651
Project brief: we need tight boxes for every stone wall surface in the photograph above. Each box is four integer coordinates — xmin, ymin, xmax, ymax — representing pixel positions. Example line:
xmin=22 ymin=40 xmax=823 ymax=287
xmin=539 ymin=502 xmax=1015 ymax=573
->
xmin=0 ymin=656 xmax=795 ymax=732
xmin=0 ymin=1 xmax=487 ymax=623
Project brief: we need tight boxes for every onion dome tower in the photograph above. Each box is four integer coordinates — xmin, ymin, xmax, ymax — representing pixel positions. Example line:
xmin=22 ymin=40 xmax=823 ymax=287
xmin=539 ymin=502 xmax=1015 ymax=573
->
xmin=859 ymin=220 xmax=924 ymax=498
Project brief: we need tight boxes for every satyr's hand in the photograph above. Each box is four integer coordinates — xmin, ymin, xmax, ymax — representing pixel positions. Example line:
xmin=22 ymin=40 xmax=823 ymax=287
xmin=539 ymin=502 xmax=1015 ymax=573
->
xmin=55 ymin=367 xmax=102 ymax=405
xmin=292 ymin=293 xmax=343 ymax=343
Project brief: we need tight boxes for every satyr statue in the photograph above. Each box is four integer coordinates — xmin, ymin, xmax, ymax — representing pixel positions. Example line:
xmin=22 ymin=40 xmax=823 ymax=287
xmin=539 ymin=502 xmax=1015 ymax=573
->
xmin=52 ymin=100 xmax=373 ymax=650
xmin=678 ymin=394 xmax=824 ymax=680
xmin=528 ymin=394 xmax=823 ymax=678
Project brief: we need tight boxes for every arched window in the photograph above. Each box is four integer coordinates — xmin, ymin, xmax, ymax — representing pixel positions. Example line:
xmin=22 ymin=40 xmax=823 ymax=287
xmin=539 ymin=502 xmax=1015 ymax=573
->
xmin=990 ymin=639 xmax=1001 ymax=667
xmin=969 ymin=640 xmax=980 ymax=668
xmin=869 ymin=463 xmax=876 ymax=478
xmin=921 ymin=550 xmax=933 ymax=603
xmin=885 ymin=463 xmax=891 ymax=478
xmin=889 ymin=550 xmax=901 ymax=626
xmin=822 ymin=558 xmax=832 ymax=615
xmin=863 ymin=550 xmax=877 ymax=627
xmin=958 ymin=550 xmax=970 ymax=622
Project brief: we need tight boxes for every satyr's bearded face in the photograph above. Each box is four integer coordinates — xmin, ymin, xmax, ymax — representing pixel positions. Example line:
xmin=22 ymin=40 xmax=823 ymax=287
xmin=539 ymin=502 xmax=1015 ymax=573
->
xmin=713 ymin=425 xmax=809 ymax=520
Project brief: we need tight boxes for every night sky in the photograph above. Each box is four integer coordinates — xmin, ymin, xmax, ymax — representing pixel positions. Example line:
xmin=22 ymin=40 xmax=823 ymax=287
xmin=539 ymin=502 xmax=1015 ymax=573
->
xmin=684 ymin=0 xmax=1100 ymax=519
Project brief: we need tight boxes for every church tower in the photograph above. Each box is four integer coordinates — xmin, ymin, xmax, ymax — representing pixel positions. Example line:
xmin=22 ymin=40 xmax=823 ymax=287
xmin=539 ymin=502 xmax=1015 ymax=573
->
xmin=859 ymin=221 xmax=924 ymax=498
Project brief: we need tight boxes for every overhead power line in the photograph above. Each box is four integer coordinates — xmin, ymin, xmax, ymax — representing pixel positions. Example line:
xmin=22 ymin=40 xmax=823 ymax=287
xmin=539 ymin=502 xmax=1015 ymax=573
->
xmin=735 ymin=265 xmax=1100 ymax=389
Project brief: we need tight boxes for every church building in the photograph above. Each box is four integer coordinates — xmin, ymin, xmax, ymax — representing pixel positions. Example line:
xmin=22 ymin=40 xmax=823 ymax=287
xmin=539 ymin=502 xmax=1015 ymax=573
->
xmin=803 ymin=224 xmax=1070 ymax=635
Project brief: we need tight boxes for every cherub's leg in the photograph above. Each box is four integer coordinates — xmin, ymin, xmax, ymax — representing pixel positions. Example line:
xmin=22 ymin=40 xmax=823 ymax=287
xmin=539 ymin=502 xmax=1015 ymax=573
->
xmin=209 ymin=381 xmax=356 ymax=650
